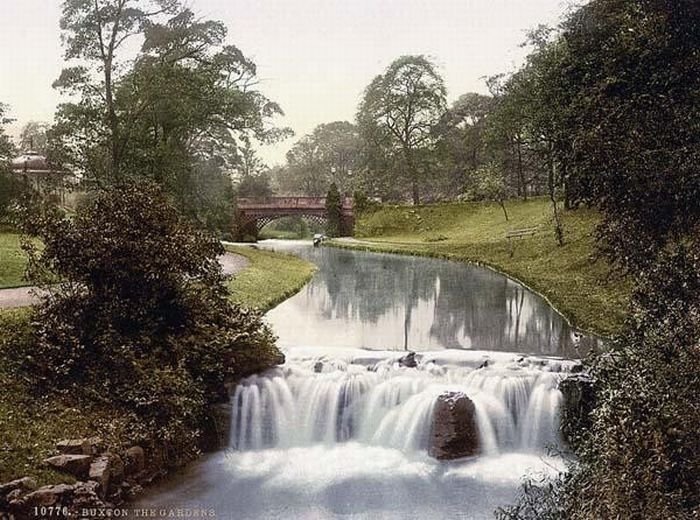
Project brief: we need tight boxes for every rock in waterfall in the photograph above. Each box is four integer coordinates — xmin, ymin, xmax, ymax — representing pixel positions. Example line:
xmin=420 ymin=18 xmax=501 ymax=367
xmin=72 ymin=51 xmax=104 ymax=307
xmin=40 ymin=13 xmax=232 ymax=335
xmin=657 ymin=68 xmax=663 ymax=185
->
xmin=429 ymin=391 xmax=480 ymax=460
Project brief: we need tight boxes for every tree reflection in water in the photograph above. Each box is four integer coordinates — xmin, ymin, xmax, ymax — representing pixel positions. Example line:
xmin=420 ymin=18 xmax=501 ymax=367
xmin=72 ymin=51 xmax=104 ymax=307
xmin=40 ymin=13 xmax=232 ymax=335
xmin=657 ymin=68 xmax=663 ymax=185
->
xmin=263 ymin=243 xmax=597 ymax=357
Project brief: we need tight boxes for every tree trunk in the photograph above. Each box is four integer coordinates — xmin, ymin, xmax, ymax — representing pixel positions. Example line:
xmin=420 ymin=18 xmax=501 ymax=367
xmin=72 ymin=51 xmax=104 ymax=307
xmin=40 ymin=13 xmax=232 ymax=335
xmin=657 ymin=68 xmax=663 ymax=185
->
xmin=517 ymin=137 xmax=527 ymax=201
xmin=411 ymin=180 xmax=420 ymax=205
xmin=548 ymin=150 xmax=564 ymax=246
xmin=404 ymin=146 xmax=420 ymax=205
xmin=499 ymin=200 xmax=509 ymax=221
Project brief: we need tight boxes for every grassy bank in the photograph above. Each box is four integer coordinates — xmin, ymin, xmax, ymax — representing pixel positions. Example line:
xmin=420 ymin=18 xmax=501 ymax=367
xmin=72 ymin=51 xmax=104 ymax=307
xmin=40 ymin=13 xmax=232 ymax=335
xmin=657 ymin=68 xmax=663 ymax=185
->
xmin=0 ymin=233 xmax=30 ymax=288
xmin=0 ymin=246 xmax=315 ymax=484
xmin=225 ymin=245 xmax=316 ymax=311
xmin=333 ymin=198 xmax=630 ymax=337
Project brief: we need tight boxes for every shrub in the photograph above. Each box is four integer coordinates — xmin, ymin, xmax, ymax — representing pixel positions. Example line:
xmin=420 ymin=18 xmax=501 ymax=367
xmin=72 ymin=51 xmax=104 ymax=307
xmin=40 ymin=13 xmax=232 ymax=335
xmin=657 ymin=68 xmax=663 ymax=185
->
xmin=16 ymin=182 xmax=282 ymax=454
xmin=499 ymin=244 xmax=700 ymax=519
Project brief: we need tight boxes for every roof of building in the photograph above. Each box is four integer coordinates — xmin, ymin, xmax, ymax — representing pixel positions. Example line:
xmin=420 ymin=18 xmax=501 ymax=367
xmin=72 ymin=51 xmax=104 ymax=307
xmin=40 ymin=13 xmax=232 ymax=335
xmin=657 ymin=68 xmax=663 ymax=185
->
xmin=11 ymin=151 xmax=66 ymax=174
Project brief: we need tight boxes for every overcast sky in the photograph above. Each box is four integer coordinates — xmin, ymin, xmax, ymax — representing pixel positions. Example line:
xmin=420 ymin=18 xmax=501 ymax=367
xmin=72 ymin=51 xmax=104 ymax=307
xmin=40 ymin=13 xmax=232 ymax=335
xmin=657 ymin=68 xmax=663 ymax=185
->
xmin=0 ymin=0 xmax=573 ymax=165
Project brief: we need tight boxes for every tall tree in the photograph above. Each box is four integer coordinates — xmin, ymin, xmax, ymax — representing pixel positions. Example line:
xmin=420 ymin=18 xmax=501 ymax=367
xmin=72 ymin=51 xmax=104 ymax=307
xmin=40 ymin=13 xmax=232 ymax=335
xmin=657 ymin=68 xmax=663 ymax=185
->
xmin=18 ymin=122 xmax=51 ymax=153
xmin=357 ymin=55 xmax=447 ymax=205
xmin=53 ymin=3 xmax=291 ymax=232
xmin=435 ymin=92 xmax=494 ymax=197
xmin=56 ymin=0 xmax=181 ymax=181
xmin=282 ymin=121 xmax=361 ymax=196
xmin=0 ymin=103 xmax=22 ymax=221
xmin=560 ymin=0 xmax=700 ymax=272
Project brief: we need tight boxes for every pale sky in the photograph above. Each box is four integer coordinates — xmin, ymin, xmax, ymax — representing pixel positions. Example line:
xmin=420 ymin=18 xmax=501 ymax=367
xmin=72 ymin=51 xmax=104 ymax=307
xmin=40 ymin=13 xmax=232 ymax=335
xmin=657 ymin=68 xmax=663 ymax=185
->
xmin=0 ymin=0 xmax=572 ymax=165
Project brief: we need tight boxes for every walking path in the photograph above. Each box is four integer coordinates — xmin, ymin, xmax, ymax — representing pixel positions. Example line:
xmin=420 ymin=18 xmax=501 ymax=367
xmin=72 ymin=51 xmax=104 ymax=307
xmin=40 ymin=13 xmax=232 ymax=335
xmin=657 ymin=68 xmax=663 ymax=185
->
xmin=0 ymin=252 xmax=250 ymax=309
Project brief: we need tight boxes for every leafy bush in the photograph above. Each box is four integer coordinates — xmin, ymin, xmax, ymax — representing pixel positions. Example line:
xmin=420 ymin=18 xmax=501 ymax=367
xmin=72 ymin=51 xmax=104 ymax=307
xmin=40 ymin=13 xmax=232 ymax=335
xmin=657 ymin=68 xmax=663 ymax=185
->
xmin=499 ymin=244 xmax=700 ymax=519
xmin=16 ymin=182 xmax=282 ymax=455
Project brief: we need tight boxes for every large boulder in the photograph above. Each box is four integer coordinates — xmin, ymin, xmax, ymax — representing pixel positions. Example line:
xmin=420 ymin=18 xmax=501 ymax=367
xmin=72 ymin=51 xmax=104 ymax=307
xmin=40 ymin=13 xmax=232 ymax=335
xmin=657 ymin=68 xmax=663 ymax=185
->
xmin=88 ymin=453 xmax=125 ymax=498
xmin=43 ymin=455 xmax=92 ymax=479
xmin=429 ymin=391 xmax=480 ymax=460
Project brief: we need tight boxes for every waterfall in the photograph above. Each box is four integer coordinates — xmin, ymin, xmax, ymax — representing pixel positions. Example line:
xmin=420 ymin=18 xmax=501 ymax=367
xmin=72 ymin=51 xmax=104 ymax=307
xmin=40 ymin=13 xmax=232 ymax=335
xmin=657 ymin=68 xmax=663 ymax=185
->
xmin=230 ymin=349 xmax=571 ymax=456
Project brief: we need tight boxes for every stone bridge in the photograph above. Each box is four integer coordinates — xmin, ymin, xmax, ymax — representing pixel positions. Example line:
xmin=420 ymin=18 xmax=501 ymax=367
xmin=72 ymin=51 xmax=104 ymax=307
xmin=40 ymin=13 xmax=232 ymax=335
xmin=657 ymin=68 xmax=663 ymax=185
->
xmin=235 ymin=197 xmax=354 ymax=240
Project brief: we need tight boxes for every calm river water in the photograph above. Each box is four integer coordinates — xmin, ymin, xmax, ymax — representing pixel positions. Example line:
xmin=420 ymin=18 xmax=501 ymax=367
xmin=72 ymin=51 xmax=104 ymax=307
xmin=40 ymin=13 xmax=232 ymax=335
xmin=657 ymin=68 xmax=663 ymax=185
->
xmin=138 ymin=240 xmax=586 ymax=519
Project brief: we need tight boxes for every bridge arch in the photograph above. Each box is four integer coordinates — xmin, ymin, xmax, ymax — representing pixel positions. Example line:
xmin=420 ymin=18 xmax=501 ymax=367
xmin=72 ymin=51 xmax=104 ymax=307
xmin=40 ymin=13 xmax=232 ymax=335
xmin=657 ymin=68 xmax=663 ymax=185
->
xmin=235 ymin=197 xmax=354 ymax=241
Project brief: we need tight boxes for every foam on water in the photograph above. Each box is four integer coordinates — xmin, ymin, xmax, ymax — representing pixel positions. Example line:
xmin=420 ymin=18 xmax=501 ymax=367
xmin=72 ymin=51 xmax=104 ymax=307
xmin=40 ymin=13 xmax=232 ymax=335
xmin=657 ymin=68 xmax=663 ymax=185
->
xmin=230 ymin=348 xmax=573 ymax=455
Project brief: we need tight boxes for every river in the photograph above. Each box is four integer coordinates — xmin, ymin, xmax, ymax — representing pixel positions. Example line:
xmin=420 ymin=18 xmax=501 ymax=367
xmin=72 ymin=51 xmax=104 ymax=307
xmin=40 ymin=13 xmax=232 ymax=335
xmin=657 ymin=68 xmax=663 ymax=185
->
xmin=138 ymin=241 xmax=588 ymax=519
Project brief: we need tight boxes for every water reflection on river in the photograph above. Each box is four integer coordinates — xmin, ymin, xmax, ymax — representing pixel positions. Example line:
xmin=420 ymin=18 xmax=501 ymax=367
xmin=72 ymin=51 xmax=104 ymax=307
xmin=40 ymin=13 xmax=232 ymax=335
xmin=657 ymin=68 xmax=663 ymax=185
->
xmin=260 ymin=241 xmax=590 ymax=358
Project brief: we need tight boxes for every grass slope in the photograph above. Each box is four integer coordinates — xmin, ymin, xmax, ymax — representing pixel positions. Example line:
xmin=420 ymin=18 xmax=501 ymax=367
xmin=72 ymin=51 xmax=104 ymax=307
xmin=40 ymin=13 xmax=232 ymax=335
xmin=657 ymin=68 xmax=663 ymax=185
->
xmin=0 ymin=233 xmax=30 ymax=288
xmin=337 ymin=198 xmax=630 ymax=337
xmin=225 ymin=245 xmax=316 ymax=311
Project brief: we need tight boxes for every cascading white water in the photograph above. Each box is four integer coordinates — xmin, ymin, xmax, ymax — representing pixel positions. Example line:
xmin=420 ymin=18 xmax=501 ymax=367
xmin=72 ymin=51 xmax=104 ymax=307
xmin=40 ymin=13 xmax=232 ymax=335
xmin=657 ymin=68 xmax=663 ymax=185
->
xmin=230 ymin=348 xmax=572 ymax=456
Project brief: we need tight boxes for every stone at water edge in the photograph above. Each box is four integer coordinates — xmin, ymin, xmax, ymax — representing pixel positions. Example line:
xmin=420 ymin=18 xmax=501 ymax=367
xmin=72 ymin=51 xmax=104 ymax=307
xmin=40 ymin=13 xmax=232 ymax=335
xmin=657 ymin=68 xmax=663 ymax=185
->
xmin=43 ymin=454 xmax=92 ymax=480
xmin=125 ymin=446 xmax=145 ymax=475
xmin=398 ymin=352 xmax=418 ymax=368
xmin=88 ymin=457 xmax=111 ymax=498
xmin=429 ymin=391 xmax=480 ymax=460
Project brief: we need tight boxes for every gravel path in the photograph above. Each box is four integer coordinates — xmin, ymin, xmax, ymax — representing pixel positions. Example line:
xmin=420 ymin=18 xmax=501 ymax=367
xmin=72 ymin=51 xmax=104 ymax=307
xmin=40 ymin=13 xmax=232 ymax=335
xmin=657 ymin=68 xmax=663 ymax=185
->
xmin=0 ymin=252 xmax=250 ymax=309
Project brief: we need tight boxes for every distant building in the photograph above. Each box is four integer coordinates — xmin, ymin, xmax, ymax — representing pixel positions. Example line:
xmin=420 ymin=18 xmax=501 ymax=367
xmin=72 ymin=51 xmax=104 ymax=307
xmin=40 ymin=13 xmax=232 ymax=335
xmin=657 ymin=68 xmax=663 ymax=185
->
xmin=10 ymin=150 xmax=78 ymax=209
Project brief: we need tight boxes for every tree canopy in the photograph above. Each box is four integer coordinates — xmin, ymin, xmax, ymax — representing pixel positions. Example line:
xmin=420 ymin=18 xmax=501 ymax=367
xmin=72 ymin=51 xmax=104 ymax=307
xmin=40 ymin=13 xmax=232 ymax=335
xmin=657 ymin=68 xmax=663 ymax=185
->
xmin=357 ymin=55 xmax=447 ymax=204
xmin=52 ymin=1 xmax=291 ymax=233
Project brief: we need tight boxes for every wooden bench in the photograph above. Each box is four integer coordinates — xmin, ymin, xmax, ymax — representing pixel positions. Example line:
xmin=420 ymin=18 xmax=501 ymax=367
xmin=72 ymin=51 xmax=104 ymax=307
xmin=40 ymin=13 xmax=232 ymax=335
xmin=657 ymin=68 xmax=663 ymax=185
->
xmin=505 ymin=227 xmax=538 ymax=256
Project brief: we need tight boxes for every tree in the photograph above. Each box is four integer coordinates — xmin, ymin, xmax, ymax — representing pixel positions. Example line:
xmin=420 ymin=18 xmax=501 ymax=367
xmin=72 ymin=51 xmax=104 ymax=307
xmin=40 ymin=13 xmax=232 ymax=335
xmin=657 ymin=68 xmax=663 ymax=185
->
xmin=435 ymin=93 xmax=494 ymax=197
xmin=237 ymin=173 xmax=273 ymax=199
xmin=282 ymin=121 xmax=361 ymax=196
xmin=53 ymin=2 xmax=291 ymax=235
xmin=468 ymin=162 xmax=510 ymax=221
xmin=486 ymin=28 xmax=572 ymax=244
xmin=56 ymin=0 xmax=182 ymax=181
xmin=0 ymin=103 xmax=22 ymax=222
xmin=357 ymin=55 xmax=447 ymax=205
xmin=18 ymin=122 xmax=50 ymax=153
xmin=325 ymin=182 xmax=342 ymax=237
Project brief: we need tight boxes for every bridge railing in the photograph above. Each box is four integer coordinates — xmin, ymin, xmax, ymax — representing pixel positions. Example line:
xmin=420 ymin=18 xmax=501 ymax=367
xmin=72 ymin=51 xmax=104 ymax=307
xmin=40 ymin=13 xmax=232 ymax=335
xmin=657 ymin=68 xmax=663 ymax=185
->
xmin=238 ymin=197 xmax=353 ymax=209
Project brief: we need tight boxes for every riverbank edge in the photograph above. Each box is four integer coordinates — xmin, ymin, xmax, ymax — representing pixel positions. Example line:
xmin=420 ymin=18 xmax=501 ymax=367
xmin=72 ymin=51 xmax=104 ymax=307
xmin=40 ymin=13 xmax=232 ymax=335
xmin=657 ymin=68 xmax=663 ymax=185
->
xmin=327 ymin=238 xmax=611 ymax=339
xmin=224 ymin=244 xmax=317 ymax=312
xmin=0 ymin=247 xmax=317 ymax=515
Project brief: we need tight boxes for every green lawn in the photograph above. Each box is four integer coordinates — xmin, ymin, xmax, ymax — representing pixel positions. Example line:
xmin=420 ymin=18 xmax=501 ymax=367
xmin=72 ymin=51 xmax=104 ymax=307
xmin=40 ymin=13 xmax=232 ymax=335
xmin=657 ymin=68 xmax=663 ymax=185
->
xmin=225 ymin=245 xmax=316 ymax=311
xmin=0 ymin=233 xmax=30 ymax=288
xmin=334 ymin=198 xmax=631 ymax=337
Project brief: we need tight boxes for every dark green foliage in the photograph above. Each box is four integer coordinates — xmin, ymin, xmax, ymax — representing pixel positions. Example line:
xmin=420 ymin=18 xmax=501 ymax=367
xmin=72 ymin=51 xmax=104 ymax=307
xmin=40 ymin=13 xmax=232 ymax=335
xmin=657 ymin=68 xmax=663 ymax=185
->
xmin=564 ymin=245 xmax=700 ymax=519
xmin=16 ymin=182 xmax=281 ymax=455
xmin=352 ymin=191 xmax=376 ymax=215
xmin=559 ymin=0 xmax=700 ymax=272
xmin=325 ymin=183 xmax=342 ymax=237
xmin=0 ymin=103 xmax=22 ymax=223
